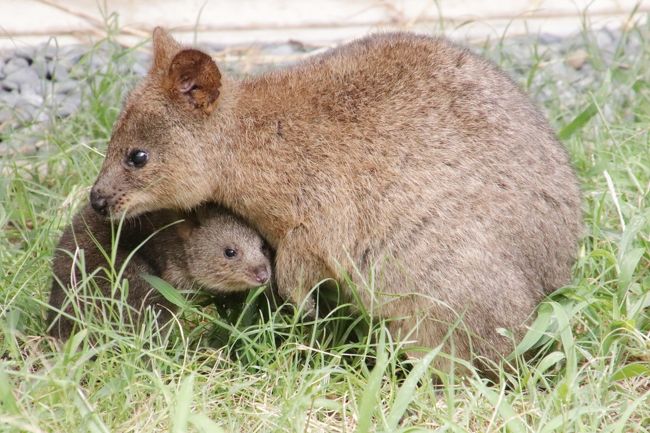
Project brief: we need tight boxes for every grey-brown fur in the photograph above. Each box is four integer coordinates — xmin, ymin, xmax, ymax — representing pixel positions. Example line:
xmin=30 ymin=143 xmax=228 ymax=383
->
xmin=47 ymin=203 xmax=271 ymax=340
xmin=90 ymin=29 xmax=583 ymax=369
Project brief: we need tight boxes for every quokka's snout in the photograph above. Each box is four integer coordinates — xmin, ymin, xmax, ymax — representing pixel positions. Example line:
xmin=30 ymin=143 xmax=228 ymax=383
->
xmin=89 ymin=185 xmax=108 ymax=215
xmin=89 ymin=161 xmax=133 ymax=217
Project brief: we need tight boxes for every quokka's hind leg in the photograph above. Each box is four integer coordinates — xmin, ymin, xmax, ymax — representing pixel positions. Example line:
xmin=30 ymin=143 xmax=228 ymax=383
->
xmin=381 ymin=296 xmax=476 ymax=376
xmin=273 ymin=229 xmax=340 ymax=318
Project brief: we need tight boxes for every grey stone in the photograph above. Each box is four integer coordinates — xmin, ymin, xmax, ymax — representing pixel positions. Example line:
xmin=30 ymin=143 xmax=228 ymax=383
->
xmin=134 ymin=51 xmax=151 ymax=65
xmin=0 ymin=91 xmax=21 ymax=108
xmin=132 ymin=62 xmax=148 ymax=76
xmin=4 ymin=57 xmax=29 ymax=75
xmin=12 ymin=100 xmax=37 ymax=123
xmin=538 ymin=33 xmax=563 ymax=45
xmin=0 ymin=92 xmax=19 ymax=124
xmin=35 ymin=111 xmax=49 ymax=123
xmin=46 ymin=62 xmax=69 ymax=81
xmin=88 ymin=53 xmax=109 ymax=72
xmin=61 ymin=46 xmax=87 ymax=64
xmin=0 ymin=129 xmax=41 ymax=156
xmin=39 ymin=44 xmax=60 ymax=61
xmin=1 ymin=79 xmax=19 ymax=92
xmin=14 ymin=47 xmax=35 ymax=63
xmin=623 ymin=31 xmax=642 ymax=56
xmin=31 ymin=56 xmax=72 ymax=81
xmin=19 ymin=82 xmax=41 ymax=98
xmin=53 ymin=79 xmax=78 ymax=95
xmin=55 ymin=93 xmax=81 ymax=117
xmin=30 ymin=58 xmax=48 ymax=80
xmin=261 ymin=43 xmax=299 ymax=56
xmin=116 ymin=62 xmax=134 ymax=76
xmin=0 ymin=26 xmax=644 ymax=133
xmin=0 ymin=105 xmax=12 ymax=124
xmin=19 ymin=86 xmax=43 ymax=107
xmin=4 ymin=68 xmax=40 ymax=90
xmin=600 ymin=27 xmax=621 ymax=47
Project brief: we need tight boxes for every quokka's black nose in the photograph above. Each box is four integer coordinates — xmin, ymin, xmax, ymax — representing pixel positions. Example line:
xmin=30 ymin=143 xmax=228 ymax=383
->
xmin=90 ymin=189 xmax=108 ymax=215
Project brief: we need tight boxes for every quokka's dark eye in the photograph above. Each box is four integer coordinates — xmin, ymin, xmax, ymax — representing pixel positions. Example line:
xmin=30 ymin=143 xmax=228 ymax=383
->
xmin=127 ymin=150 xmax=148 ymax=168
xmin=224 ymin=248 xmax=237 ymax=258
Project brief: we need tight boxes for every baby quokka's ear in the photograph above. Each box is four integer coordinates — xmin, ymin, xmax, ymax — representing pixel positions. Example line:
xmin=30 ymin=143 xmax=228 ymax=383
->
xmin=175 ymin=218 xmax=197 ymax=241
xmin=174 ymin=210 xmax=202 ymax=241
xmin=164 ymin=48 xmax=222 ymax=115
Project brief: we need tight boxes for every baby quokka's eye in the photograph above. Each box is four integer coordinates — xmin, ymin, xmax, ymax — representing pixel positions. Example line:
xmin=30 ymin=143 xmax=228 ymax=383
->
xmin=127 ymin=149 xmax=149 ymax=168
xmin=224 ymin=248 xmax=237 ymax=259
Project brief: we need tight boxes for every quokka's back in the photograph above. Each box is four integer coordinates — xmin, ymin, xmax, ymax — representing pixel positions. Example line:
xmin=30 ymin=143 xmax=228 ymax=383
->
xmin=234 ymin=32 xmax=582 ymax=302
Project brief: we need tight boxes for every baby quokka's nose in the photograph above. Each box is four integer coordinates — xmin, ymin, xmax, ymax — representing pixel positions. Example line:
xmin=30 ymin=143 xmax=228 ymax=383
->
xmin=252 ymin=266 xmax=270 ymax=284
xmin=90 ymin=188 xmax=108 ymax=215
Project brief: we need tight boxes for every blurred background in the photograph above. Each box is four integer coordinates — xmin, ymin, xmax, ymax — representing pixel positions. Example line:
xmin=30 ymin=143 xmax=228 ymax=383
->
xmin=1 ymin=0 xmax=648 ymax=149
xmin=1 ymin=0 xmax=647 ymax=49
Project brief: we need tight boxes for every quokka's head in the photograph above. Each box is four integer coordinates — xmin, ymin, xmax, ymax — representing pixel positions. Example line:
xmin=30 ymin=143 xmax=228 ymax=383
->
xmin=178 ymin=206 xmax=273 ymax=293
xmin=90 ymin=27 xmax=223 ymax=218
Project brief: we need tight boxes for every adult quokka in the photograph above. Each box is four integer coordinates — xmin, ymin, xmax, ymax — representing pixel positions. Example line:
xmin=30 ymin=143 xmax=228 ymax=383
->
xmin=48 ymin=203 xmax=272 ymax=340
xmin=89 ymin=28 xmax=582 ymax=370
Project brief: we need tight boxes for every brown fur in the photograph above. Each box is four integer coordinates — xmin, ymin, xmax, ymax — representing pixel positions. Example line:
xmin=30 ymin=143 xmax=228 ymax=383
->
xmin=47 ymin=203 xmax=271 ymax=340
xmin=90 ymin=29 xmax=583 ymax=369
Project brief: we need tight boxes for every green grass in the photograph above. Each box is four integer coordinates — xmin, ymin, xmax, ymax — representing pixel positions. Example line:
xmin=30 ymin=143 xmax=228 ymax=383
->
xmin=1 ymin=17 xmax=649 ymax=433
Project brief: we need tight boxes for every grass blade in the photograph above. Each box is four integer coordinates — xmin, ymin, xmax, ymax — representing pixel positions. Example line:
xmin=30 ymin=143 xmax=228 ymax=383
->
xmin=385 ymin=346 xmax=441 ymax=431
xmin=558 ymin=102 xmax=598 ymax=140
xmin=0 ymin=369 xmax=19 ymax=415
xmin=172 ymin=374 xmax=195 ymax=433
xmin=355 ymin=328 xmax=389 ymax=433
xmin=539 ymin=407 xmax=595 ymax=433
xmin=73 ymin=388 xmax=110 ymax=433
xmin=610 ymin=362 xmax=650 ymax=381
xmin=141 ymin=274 xmax=190 ymax=309
xmin=474 ymin=380 xmax=526 ymax=433
xmin=189 ymin=413 xmax=227 ymax=433
xmin=511 ymin=302 xmax=553 ymax=359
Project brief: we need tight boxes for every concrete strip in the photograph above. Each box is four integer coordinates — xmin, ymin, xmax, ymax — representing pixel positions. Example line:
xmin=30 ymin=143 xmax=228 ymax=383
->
xmin=0 ymin=0 xmax=647 ymax=49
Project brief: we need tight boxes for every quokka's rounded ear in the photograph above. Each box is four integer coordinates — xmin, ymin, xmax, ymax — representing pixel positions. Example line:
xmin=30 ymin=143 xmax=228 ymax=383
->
xmin=164 ymin=49 xmax=222 ymax=115
xmin=151 ymin=27 xmax=182 ymax=72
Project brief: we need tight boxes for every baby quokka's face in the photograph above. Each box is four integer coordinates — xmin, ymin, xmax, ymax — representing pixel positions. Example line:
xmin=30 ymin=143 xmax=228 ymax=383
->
xmin=184 ymin=216 xmax=272 ymax=293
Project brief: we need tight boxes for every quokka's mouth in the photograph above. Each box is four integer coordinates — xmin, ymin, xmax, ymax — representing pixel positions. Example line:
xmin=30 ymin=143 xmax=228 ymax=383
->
xmin=108 ymin=202 xmax=147 ymax=220
xmin=105 ymin=191 xmax=156 ymax=220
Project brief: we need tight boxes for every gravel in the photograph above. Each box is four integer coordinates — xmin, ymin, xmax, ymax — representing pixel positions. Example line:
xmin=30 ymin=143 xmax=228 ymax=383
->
xmin=0 ymin=27 xmax=643 ymax=156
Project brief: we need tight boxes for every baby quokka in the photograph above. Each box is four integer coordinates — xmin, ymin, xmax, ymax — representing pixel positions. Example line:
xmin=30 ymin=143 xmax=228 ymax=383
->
xmin=48 ymin=204 xmax=271 ymax=340
xmin=89 ymin=28 xmax=582 ymax=370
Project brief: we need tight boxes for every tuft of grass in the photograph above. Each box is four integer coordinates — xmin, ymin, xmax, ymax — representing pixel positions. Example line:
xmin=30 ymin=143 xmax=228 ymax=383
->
xmin=1 ymin=16 xmax=650 ymax=433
